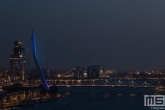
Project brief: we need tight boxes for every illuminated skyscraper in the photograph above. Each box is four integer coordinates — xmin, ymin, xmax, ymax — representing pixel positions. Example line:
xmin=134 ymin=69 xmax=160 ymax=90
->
xmin=10 ymin=41 xmax=25 ymax=81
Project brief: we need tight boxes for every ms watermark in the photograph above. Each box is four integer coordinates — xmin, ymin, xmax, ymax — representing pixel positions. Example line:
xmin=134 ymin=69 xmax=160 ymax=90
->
xmin=144 ymin=95 xmax=165 ymax=110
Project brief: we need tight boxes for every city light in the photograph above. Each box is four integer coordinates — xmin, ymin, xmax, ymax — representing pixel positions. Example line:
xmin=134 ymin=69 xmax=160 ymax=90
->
xmin=58 ymin=74 xmax=61 ymax=78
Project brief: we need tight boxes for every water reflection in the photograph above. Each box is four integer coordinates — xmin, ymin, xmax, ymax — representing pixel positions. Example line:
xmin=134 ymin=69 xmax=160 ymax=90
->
xmin=91 ymin=93 xmax=96 ymax=98
xmin=65 ymin=92 xmax=70 ymax=95
xmin=130 ymin=94 xmax=136 ymax=96
xmin=6 ymin=87 xmax=153 ymax=110
xmin=103 ymin=93 xmax=109 ymax=98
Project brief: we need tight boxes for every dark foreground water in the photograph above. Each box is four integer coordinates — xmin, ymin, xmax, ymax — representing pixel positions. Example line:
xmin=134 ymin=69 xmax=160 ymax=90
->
xmin=4 ymin=86 xmax=155 ymax=110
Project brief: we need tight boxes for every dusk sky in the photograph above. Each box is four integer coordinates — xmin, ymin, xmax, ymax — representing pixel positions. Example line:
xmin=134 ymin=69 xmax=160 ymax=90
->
xmin=1 ymin=0 xmax=165 ymax=70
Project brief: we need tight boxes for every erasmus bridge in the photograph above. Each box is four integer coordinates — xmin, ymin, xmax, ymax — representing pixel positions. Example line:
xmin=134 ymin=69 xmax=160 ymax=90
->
xmin=9 ymin=30 xmax=158 ymax=89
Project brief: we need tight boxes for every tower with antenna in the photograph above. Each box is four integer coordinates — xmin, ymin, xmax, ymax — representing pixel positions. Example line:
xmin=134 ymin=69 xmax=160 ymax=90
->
xmin=28 ymin=58 xmax=29 ymax=74
xmin=46 ymin=59 xmax=48 ymax=70
xmin=46 ymin=59 xmax=49 ymax=77
xmin=87 ymin=51 xmax=90 ymax=66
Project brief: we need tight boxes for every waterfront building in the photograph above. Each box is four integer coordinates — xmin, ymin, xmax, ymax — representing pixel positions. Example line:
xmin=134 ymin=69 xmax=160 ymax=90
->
xmin=87 ymin=65 xmax=99 ymax=78
xmin=10 ymin=41 xmax=25 ymax=81
xmin=73 ymin=66 xmax=84 ymax=78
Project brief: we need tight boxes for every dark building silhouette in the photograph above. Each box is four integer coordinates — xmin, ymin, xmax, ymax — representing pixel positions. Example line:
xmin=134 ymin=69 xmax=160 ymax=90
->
xmin=73 ymin=66 xmax=84 ymax=78
xmin=87 ymin=65 xmax=99 ymax=78
xmin=10 ymin=41 xmax=25 ymax=81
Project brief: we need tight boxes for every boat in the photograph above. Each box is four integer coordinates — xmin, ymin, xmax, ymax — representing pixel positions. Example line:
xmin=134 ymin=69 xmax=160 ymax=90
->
xmin=19 ymin=99 xmax=39 ymax=106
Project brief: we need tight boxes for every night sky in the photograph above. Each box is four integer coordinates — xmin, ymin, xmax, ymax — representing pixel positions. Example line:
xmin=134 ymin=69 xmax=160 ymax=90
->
xmin=1 ymin=0 xmax=165 ymax=70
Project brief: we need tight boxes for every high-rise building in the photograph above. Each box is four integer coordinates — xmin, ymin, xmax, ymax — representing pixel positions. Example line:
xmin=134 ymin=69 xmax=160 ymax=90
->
xmin=73 ymin=66 xmax=84 ymax=78
xmin=10 ymin=41 xmax=25 ymax=81
xmin=87 ymin=65 xmax=99 ymax=78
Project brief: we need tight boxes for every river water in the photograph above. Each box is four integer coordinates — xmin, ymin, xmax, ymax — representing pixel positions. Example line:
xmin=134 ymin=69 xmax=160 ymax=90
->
xmin=4 ymin=86 xmax=154 ymax=110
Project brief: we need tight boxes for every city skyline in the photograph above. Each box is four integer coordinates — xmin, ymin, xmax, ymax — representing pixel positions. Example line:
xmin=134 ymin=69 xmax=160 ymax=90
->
xmin=0 ymin=1 xmax=164 ymax=110
xmin=1 ymin=1 xmax=165 ymax=70
xmin=2 ymin=39 xmax=165 ymax=71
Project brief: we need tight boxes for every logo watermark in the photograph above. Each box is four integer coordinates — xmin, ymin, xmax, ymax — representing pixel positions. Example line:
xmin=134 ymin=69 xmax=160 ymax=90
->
xmin=144 ymin=95 xmax=165 ymax=110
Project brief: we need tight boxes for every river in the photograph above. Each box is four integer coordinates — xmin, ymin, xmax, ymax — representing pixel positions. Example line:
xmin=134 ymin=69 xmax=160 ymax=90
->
xmin=4 ymin=86 xmax=154 ymax=110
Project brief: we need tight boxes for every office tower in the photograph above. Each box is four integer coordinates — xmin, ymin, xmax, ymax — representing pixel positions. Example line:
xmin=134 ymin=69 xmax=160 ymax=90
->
xmin=73 ymin=66 xmax=84 ymax=78
xmin=87 ymin=65 xmax=100 ymax=78
xmin=10 ymin=41 xmax=25 ymax=81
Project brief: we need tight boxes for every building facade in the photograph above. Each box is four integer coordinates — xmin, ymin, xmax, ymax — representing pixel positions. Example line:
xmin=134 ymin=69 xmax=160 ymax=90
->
xmin=73 ymin=66 xmax=84 ymax=78
xmin=87 ymin=65 xmax=99 ymax=78
xmin=10 ymin=41 xmax=25 ymax=81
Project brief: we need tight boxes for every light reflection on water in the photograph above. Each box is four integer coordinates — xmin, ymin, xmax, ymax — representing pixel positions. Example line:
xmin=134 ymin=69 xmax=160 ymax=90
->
xmin=103 ymin=93 xmax=109 ymax=98
xmin=91 ymin=93 xmax=96 ymax=98
xmin=65 ymin=92 xmax=70 ymax=95
xmin=8 ymin=87 xmax=152 ymax=110
xmin=117 ymin=94 xmax=122 ymax=96
xmin=130 ymin=94 xmax=136 ymax=96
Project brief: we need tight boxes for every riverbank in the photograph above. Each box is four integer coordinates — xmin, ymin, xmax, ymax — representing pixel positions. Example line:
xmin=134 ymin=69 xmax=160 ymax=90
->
xmin=0 ymin=96 xmax=61 ymax=109
xmin=8 ymin=87 xmax=153 ymax=110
